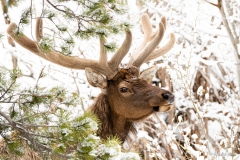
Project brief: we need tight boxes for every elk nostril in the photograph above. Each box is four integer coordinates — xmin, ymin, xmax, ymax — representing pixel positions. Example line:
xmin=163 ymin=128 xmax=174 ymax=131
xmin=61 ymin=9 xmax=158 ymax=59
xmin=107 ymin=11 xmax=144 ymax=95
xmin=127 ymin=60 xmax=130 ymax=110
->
xmin=162 ymin=93 xmax=174 ymax=103
xmin=162 ymin=93 xmax=169 ymax=100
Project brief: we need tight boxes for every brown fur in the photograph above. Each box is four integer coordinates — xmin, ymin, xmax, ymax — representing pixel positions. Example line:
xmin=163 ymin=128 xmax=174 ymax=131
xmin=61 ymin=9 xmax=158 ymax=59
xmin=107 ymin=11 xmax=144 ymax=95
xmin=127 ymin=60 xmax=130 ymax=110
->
xmin=88 ymin=93 xmax=114 ymax=139
xmin=89 ymin=68 xmax=174 ymax=142
xmin=89 ymin=93 xmax=135 ymax=141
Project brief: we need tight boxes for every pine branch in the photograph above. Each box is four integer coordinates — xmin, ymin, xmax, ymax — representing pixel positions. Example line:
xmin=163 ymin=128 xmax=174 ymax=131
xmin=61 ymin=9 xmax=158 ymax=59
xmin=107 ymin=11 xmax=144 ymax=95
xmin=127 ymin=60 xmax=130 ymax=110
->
xmin=0 ymin=78 xmax=16 ymax=100
xmin=0 ymin=109 xmax=69 ymax=159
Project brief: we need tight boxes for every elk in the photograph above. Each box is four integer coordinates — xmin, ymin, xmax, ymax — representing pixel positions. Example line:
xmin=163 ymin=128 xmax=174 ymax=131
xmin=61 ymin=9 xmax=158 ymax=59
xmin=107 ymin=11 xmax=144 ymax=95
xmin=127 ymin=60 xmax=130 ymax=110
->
xmin=6 ymin=13 xmax=175 ymax=142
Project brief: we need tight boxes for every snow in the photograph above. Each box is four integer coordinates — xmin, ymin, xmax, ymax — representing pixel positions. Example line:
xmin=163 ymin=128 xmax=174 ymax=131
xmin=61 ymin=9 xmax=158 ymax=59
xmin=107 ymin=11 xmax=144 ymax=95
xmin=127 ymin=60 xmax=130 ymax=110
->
xmin=109 ymin=152 xmax=141 ymax=160
xmin=197 ymin=86 xmax=205 ymax=96
xmin=137 ymin=130 xmax=153 ymax=141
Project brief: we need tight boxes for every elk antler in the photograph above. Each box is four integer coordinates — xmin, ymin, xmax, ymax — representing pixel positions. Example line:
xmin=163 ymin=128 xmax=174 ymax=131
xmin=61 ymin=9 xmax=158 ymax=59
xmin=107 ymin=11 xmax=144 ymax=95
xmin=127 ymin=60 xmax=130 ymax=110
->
xmin=7 ymin=18 xmax=132 ymax=80
xmin=128 ymin=13 xmax=175 ymax=68
xmin=7 ymin=14 xmax=174 ymax=79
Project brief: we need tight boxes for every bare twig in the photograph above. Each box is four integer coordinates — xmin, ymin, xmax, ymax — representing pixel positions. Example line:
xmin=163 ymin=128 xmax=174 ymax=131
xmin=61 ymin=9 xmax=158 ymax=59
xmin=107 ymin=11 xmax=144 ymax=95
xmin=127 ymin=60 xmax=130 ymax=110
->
xmin=0 ymin=78 xmax=16 ymax=100
xmin=205 ymin=0 xmax=240 ymax=93
xmin=153 ymin=113 xmax=173 ymax=159
xmin=198 ymin=68 xmax=224 ymax=104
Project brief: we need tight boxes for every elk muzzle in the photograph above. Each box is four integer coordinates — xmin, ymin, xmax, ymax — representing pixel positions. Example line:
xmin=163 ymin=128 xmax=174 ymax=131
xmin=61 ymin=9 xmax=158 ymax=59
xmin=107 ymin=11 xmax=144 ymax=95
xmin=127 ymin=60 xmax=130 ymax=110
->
xmin=150 ymin=89 xmax=174 ymax=112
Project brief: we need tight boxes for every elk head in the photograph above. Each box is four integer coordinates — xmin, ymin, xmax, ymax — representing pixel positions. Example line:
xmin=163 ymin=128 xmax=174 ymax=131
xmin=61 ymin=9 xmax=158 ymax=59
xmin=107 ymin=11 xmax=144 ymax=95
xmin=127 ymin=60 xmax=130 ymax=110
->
xmin=7 ymin=14 xmax=175 ymax=141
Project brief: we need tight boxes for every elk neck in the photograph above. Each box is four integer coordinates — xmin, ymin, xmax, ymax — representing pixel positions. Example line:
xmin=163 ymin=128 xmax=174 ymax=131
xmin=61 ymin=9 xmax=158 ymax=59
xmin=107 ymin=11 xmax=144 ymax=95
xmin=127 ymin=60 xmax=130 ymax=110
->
xmin=89 ymin=92 xmax=134 ymax=142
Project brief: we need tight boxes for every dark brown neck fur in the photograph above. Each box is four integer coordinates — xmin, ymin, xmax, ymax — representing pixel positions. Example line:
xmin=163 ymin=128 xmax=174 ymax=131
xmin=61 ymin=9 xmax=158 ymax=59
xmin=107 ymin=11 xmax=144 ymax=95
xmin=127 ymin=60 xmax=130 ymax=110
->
xmin=88 ymin=93 xmax=133 ymax=142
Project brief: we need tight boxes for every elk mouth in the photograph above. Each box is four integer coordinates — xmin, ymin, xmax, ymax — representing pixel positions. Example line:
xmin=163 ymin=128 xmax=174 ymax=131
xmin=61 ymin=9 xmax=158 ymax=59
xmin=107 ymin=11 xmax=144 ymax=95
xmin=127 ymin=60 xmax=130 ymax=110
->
xmin=153 ymin=104 xmax=172 ymax=112
xmin=153 ymin=106 xmax=160 ymax=112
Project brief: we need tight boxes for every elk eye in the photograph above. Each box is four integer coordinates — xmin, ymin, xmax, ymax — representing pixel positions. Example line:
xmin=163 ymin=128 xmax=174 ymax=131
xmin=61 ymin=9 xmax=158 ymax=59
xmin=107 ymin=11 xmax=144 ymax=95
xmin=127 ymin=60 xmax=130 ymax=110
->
xmin=120 ymin=87 xmax=128 ymax=93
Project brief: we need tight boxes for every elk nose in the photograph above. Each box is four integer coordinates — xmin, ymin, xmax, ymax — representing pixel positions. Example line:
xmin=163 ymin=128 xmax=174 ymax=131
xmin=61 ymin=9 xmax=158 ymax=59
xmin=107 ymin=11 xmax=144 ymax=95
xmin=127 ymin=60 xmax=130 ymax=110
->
xmin=162 ymin=92 xmax=174 ymax=103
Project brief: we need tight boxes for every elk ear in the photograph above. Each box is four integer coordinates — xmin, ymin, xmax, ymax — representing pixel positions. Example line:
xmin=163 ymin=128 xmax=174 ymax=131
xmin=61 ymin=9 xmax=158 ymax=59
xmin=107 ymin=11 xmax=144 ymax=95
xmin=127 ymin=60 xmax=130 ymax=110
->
xmin=139 ymin=66 xmax=158 ymax=83
xmin=85 ymin=68 xmax=107 ymax=90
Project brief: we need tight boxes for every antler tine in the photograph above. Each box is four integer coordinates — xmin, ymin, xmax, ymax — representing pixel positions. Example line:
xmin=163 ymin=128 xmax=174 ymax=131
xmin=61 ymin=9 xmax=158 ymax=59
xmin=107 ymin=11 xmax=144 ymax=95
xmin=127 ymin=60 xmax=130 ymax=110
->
xmin=128 ymin=14 xmax=153 ymax=66
xmin=35 ymin=17 xmax=43 ymax=43
xmin=7 ymin=22 xmax=41 ymax=55
xmin=160 ymin=16 xmax=167 ymax=29
xmin=99 ymin=37 xmax=108 ymax=68
xmin=130 ymin=21 xmax=165 ymax=68
xmin=144 ymin=33 xmax=175 ymax=63
xmin=107 ymin=31 xmax=132 ymax=72
xmin=7 ymin=20 xmax=111 ymax=75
